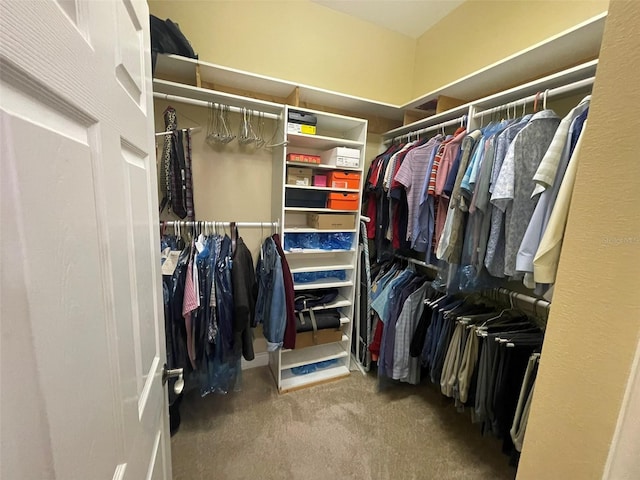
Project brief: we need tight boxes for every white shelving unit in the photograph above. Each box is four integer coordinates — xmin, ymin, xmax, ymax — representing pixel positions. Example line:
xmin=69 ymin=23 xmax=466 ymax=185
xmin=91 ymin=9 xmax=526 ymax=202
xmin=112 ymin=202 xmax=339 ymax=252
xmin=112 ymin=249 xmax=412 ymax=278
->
xmin=270 ymin=105 xmax=367 ymax=393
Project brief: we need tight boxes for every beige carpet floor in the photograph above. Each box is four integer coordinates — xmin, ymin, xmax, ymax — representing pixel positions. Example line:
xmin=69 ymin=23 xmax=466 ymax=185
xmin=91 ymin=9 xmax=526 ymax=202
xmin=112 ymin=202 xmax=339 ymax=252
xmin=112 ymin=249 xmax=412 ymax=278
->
xmin=171 ymin=366 xmax=516 ymax=480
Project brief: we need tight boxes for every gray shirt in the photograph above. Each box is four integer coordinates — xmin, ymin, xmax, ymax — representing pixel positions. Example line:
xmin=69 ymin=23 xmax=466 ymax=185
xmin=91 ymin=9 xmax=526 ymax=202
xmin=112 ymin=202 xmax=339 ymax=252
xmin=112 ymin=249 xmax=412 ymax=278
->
xmin=489 ymin=111 xmax=560 ymax=277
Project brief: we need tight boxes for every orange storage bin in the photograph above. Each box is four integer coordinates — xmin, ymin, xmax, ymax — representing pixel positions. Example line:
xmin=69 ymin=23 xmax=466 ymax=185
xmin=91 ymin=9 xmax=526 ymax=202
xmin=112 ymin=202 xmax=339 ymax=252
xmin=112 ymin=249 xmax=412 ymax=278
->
xmin=328 ymin=193 xmax=359 ymax=210
xmin=327 ymin=171 xmax=361 ymax=190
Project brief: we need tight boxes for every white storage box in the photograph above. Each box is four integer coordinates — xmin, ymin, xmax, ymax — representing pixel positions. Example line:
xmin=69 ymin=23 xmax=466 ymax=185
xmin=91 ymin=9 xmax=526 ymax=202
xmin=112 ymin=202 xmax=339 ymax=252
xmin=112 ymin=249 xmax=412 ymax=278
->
xmin=321 ymin=146 xmax=361 ymax=168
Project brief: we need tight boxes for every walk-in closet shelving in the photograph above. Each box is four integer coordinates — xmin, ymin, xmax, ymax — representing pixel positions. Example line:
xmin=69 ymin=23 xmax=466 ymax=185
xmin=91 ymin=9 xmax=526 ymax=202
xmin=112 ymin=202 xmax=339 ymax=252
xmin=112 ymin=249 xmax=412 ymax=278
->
xmin=153 ymin=13 xmax=604 ymax=393
xmin=269 ymin=105 xmax=367 ymax=392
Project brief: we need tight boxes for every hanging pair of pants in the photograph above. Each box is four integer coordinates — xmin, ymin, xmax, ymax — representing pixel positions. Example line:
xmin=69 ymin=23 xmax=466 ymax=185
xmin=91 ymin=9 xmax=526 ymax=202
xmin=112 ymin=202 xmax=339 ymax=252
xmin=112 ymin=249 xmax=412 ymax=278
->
xmin=440 ymin=322 xmax=467 ymax=397
xmin=510 ymin=354 xmax=539 ymax=452
xmin=457 ymin=325 xmax=480 ymax=404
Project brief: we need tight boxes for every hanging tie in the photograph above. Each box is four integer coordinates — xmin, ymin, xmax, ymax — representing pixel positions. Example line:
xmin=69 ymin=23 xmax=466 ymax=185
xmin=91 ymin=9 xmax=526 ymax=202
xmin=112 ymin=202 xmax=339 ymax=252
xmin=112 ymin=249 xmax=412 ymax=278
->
xmin=159 ymin=107 xmax=177 ymax=213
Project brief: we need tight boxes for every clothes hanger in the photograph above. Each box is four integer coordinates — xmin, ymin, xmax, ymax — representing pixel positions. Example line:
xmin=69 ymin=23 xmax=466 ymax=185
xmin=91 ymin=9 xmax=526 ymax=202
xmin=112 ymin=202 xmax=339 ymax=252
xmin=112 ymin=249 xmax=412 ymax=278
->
xmin=533 ymin=92 xmax=542 ymax=112
xmin=543 ymin=89 xmax=550 ymax=110
xmin=163 ymin=105 xmax=202 ymax=132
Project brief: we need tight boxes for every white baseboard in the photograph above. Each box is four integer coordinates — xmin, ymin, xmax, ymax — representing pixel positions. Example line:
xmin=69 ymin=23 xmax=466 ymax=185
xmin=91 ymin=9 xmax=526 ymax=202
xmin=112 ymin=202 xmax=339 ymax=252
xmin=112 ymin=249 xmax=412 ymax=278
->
xmin=241 ymin=351 xmax=269 ymax=370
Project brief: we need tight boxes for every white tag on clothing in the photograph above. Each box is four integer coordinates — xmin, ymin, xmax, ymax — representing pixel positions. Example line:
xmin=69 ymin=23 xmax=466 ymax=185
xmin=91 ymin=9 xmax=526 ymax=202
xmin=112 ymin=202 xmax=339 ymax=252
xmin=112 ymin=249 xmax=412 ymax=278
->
xmin=161 ymin=250 xmax=181 ymax=276
xmin=196 ymin=234 xmax=205 ymax=253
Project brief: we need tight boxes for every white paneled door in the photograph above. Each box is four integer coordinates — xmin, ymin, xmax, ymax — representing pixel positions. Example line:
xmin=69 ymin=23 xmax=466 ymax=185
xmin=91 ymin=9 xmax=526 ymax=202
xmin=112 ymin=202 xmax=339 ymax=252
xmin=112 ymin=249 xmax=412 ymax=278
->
xmin=0 ymin=1 xmax=170 ymax=479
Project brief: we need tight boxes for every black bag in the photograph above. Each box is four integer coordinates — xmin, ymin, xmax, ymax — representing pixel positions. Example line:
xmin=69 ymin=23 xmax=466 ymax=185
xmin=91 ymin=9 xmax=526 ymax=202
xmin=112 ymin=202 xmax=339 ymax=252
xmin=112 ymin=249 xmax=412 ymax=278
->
xmin=149 ymin=15 xmax=197 ymax=74
xmin=294 ymin=288 xmax=339 ymax=312
xmin=295 ymin=309 xmax=341 ymax=333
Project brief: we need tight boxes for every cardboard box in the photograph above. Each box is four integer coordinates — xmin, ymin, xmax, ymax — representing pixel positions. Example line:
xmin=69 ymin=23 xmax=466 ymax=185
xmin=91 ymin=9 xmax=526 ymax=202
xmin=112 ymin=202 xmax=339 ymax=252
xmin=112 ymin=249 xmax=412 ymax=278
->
xmin=327 ymin=171 xmax=361 ymax=190
xmin=328 ymin=193 xmax=359 ymax=211
xmin=307 ymin=213 xmax=356 ymax=230
xmin=287 ymin=167 xmax=313 ymax=186
xmin=321 ymin=146 xmax=361 ymax=168
xmin=287 ymin=153 xmax=321 ymax=164
xmin=287 ymin=123 xmax=316 ymax=135
xmin=295 ymin=328 xmax=343 ymax=349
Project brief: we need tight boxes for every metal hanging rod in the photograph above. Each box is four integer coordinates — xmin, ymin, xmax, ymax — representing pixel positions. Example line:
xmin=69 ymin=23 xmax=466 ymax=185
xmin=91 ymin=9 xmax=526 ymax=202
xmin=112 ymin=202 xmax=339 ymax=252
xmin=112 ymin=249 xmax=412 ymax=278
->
xmin=388 ymin=115 xmax=466 ymax=143
xmin=394 ymin=253 xmax=439 ymax=271
xmin=153 ymin=92 xmax=280 ymax=120
xmin=486 ymin=287 xmax=550 ymax=315
xmin=163 ymin=220 xmax=279 ymax=229
xmin=473 ymin=76 xmax=594 ymax=119
xmin=154 ymin=127 xmax=202 ymax=137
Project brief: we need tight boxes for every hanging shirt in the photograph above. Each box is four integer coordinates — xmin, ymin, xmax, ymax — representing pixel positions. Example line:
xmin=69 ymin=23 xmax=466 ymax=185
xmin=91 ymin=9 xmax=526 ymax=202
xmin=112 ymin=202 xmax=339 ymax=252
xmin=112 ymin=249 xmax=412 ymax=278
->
xmin=484 ymin=116 xmax=532 ymax=277
xmin=517 ymin=105 xmax=589 ymax=284
xmin=437 ymin=130 xmax=482 ymax=263
xmin=182 ymin=253 xmax=199 ymax=369
xmin=394 ymin=136 xmax=441 ymax=246
xmin=469 ymin=120 xmax=514 ymax=270
xmin=393 ymin=282 xmax=429 ymax=382
xmin=491 ymin=110 xmax=560 ymax=277
xmin=412 ymin=136 xmax=444 ymax=257
xmin=531 ymin=96 xmax=590 ymax=196
xmin=433 ymin=129 xmax=466 ymax=254
xmin=460 ymin=136 xmax=486 ymax=197
xmin=533 ymin=123 xmax=587 ymax=284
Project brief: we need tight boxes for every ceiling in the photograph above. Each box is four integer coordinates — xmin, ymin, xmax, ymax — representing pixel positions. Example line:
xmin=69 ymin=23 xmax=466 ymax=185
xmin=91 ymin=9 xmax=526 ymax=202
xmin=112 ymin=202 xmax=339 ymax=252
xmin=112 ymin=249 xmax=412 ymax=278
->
xmin=312 ymin=0 xmax=465 ymax=39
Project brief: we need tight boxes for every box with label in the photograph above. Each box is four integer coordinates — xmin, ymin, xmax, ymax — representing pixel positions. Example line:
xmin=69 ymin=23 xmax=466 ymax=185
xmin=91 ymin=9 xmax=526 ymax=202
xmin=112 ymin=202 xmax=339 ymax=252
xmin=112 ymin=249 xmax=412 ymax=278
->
xmin=321 ymin=146 xmax=361 ymax=168
xmin=307 ymin=213 xmax=356 ymax=230
xmin=327 ymin=193 xmax=359 ymax=210
xmin=287 ymin=153 xmax=321 ymax=164
xmin=286 ymin=167 xmax=313 ymax=186
xmin=327 ymin=171 xmax=361 ymax=190
xmin=313 ymin=174 xmax=327 ymax=187
xmin=287 ymin=123 xmax=317 ymax=135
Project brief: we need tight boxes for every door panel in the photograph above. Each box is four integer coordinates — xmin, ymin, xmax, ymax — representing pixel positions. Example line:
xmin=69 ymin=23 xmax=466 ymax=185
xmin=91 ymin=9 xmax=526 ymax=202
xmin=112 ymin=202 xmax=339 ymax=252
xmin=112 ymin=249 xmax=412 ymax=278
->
xmin=115 ymin=0 xmax=145 ymax=106
xmin=2 ymin=95 xmax=119 ymax=480
xmin=0 ymin=1 xmax=169 ymax=479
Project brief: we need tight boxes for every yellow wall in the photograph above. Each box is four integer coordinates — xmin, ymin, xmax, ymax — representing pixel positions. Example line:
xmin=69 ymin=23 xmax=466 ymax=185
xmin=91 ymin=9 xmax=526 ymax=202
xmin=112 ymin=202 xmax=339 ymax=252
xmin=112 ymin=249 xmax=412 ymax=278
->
xmin=150 ymin=1 xmax=608 ymax=106
xmin=517 ymin=0 xmax=640 ymax=477
xmin=412 ymin=0 xmax=608 ymax=98
xmin=148 ymin=0 xmax=416 ymax=105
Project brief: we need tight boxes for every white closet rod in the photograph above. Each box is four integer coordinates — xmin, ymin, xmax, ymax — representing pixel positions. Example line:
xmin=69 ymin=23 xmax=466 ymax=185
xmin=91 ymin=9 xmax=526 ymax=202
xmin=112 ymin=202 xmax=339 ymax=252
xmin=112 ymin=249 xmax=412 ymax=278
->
xmin=163 ymin=220 xmax=279 ymax=229
xmin=389 ymin=115 xmax=466 ymax=143
xmin=155 ymin=127 xmax=202 ymax=137
xmin=153 ymin=92 xmax=280 ymax=120
xmin=473 ymin=76 xmax=594 ymax=118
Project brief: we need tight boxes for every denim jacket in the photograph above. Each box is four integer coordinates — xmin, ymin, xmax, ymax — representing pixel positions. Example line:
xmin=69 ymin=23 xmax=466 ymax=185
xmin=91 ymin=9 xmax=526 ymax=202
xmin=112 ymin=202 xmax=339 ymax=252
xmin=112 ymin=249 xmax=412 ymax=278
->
xmin=255 ymin=237 xmax=286 ymax=351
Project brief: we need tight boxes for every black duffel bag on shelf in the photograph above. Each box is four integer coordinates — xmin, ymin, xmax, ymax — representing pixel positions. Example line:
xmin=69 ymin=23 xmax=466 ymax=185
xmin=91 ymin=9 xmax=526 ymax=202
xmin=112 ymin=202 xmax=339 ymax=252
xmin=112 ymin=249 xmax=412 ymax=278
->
xmin=294 ymin=288 xmax=339 ymax=312
xmin=295 ymin=308 xmax=341 ymax=333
